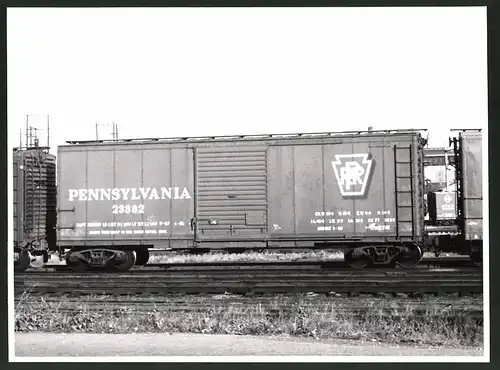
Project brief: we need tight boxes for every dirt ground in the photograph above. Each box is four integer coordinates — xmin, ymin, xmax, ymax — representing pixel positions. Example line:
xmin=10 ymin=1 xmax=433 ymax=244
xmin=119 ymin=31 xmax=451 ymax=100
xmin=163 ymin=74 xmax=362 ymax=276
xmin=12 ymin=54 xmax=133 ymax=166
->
xmin=14 ymin=332 xmax=485 ymax=358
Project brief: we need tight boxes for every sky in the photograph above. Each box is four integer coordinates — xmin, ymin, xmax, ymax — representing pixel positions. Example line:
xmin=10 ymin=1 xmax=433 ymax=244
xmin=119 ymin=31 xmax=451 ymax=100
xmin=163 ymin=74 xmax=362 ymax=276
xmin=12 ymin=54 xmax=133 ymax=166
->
xmin=7 ymin=7 xmax=488 ymax=154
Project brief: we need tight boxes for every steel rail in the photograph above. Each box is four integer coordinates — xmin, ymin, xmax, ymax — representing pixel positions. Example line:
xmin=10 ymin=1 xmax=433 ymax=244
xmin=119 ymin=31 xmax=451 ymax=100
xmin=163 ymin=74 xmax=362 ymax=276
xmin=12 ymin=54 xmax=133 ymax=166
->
xmin=14 ymin=302 xmax=483 ymax=318
xmin=15 ymin=294 xmax=484 ymax=319
xmin=15 ymin=269 xmax=483 ymax=295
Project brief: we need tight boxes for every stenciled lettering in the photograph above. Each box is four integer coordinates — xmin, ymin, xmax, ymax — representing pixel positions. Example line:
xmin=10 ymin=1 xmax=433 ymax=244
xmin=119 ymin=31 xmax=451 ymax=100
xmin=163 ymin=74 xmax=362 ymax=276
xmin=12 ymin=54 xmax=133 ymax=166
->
xmin=121 ymin=188 xmax=131 ymax=200
xmin=68 ymin=189 xmax=78 ymax=201
xmin=111 ymin=188 xmax=120 ymax=200
xmin=68 ymin=186 xmax=192 ymax=202
xmin=78 ymin=189 xmax=88 ymax=201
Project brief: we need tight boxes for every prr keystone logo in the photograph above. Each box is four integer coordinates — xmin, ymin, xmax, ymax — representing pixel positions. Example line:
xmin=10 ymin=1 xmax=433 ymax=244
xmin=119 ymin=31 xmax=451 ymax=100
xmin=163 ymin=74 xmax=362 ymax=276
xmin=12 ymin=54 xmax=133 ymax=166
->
xmin=444 ymin=194 xmax=452 ymax=203
xmin=332 ymin=154 xmax=374 ymax=197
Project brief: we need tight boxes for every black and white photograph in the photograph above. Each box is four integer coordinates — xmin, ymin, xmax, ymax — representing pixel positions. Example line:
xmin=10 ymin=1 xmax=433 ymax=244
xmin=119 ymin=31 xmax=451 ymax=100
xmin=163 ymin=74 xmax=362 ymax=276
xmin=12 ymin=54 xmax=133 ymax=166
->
xmin=7 ymin=6 xmax=489 ymax=361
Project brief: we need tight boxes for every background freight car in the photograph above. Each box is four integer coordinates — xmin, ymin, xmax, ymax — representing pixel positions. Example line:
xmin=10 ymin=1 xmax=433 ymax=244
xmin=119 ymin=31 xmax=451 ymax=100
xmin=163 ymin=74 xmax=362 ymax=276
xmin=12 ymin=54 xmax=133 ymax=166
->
xmin=427 ymin=191 xmax=457 ymax=224
xmin=457 ymin=131 xmax=483 ymax=241
xmin=425 ymin=130 xmax=484 ymax=267
xmin=455 ymin=131 xmax=483 ymax=266
xmin=13 ymin=147 xmax=57 ymax=272
xmin=56 ymin=129 xmax=426 ymax=270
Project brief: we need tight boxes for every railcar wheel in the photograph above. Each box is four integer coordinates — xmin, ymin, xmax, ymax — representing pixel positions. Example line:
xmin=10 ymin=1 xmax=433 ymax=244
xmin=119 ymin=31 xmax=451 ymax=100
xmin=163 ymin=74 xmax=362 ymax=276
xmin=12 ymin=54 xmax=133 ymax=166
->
xmin=134 ymin=249 xmax=150 ymax=266
xmin=14 ymin=248 xmax=31 ymax=272
xmin=115 ymin=251 xmax=136 ymax=271
xmin=396 ymin=244 xmax=423 ymax=269
xmin=344 ymin=249 xmax=370 ymax=269
xmin=66 ymin=249 xmax=90 ymax=272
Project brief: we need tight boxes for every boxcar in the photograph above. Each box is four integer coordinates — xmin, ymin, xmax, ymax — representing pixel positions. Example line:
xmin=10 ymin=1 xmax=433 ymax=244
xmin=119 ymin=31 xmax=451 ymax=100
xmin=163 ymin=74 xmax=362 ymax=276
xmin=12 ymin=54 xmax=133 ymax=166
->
xmin=423 ymin=130 xmax=484 ymax=266
xmin=57 ymin=129 xmax=427 ymax=270
xmin=13 ymin=147 xmax=57 ymax=272
xmin=454 ymin=130 xmax=483 ymax=265
xmin=457 ymin=131 xmax=483 ymax=241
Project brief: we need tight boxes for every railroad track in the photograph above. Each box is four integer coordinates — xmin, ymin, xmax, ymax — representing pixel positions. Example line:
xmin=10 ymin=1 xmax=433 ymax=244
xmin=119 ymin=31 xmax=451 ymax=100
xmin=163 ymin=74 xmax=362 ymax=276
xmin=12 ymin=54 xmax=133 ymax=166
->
xmin=15 ymin=293 xmax=484 ymax=318
xmin=15 ymin=267 xmax=483 ymax=295
xmin=14 ymin=299 xmax=483 ymax=318
xmin=23 ymin=256 xmax=478 ymax=273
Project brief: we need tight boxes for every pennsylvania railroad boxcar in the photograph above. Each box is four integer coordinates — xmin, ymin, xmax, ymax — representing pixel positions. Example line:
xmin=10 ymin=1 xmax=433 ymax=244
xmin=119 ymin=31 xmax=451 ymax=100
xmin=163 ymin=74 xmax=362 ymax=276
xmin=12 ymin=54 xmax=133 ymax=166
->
xmin=56 ymin=130 xmax=427 ymax=270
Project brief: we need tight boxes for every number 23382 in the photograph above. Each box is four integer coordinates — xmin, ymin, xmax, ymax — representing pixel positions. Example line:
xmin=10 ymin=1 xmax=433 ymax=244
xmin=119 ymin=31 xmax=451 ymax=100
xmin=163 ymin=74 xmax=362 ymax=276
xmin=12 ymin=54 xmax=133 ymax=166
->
xmin=112 ymin=204 xmax=145 ymax=214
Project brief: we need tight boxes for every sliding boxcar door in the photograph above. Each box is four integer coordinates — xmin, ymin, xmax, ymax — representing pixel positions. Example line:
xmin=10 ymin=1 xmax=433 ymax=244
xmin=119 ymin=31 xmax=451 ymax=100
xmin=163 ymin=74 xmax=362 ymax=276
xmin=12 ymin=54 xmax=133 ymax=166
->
xmin=194 ymin=145 xmax=268 ymax=242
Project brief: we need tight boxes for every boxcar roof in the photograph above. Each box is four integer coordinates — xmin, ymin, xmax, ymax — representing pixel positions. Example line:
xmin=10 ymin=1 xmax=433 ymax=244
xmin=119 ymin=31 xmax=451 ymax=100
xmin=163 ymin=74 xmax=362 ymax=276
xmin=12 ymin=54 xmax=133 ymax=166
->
xmin=62 ymin=128 xmax=427 ymax=147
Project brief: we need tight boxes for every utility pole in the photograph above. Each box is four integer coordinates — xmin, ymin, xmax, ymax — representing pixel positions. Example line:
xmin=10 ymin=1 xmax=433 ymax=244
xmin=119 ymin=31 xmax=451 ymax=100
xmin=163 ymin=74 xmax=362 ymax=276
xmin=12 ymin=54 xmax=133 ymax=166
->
xmin=444 ymin=149 xmax=449 ymax=192
xmin=47 ymin=115 xmax=50 ymax=148
xmin=25 ymin=115 xmax=29 ymax=148
xmin=113 ymin=121 xmax=119 ymax=140
xmin=24 ymin=114 xmax=50 ymax=149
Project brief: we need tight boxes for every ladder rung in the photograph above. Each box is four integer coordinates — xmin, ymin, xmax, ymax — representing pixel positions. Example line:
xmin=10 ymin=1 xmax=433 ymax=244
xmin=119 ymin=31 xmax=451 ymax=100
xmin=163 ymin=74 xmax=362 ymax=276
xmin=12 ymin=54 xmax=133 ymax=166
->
xmin=395 ymin=161 xmax=412 ymax=164
xmin=396 ymin=176 xmax=412 ymax=179
xmin=396 ymin=190 xmax=413 ymax=193
xmin=397 ymin=205 xmax=413 ymax=208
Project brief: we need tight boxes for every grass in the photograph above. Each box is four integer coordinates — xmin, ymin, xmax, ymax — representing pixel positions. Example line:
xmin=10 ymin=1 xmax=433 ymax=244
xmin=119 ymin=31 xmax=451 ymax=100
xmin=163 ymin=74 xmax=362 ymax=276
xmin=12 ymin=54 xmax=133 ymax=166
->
xmin=46 ymin=250 xmax=462 ymax=266
xmin=15 ymin=293 xmax=483 ymax=348
xmin=147 ymin=250 xmax=346 ymax=264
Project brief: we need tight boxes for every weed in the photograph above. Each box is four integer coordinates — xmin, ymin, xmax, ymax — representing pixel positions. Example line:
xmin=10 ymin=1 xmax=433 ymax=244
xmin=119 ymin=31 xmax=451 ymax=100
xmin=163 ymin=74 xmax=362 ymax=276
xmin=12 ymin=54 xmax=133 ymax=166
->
xmin=47 ymin=250 xmax=458 ymax=266
xmin=14 ymin=293 xmax=482 ymax=347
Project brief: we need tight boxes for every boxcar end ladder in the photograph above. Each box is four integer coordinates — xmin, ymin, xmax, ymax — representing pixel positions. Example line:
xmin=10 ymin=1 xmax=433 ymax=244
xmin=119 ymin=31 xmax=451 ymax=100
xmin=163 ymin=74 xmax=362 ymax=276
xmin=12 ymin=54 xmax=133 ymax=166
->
xmin=393 ymin=145 xmax=415 ymax=239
